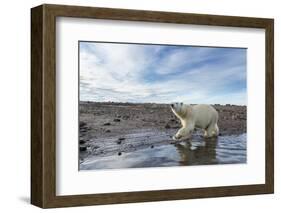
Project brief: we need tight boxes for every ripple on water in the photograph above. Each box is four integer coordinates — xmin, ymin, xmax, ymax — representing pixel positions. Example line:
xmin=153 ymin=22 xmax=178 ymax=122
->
xmin=80 ymin=133 xmax=247 ymax=170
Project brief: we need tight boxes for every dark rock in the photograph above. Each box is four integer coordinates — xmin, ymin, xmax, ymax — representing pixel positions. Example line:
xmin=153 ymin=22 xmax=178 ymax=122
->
xmin=103 ymin=122 xmax=111 ymax=126
xmin=117 ymin=140 xmax=122 ymax=144
xmin=150 ymin=145 xmax=154 ymax=148
xmin=79 ymin=146 xmax=87 ymax=151
xmin=79 ymin=139 xmax=86 ymax=144
xmin=105 ymin=129 xmax=111 ymax=133
xmin=122 ymin=115 xmax=130 ymax=120
xmin=79 ymin=121 xmax=86 ymax=128
xmin=165 ymin=124 xmax=171 ymax=129
xmin=118 ymin=137 xmax=125 ymax=141
xmin=118 ymin=152 xmax=122 ymax=156
xmin=113 ymin=118 xmax=121 ymax=122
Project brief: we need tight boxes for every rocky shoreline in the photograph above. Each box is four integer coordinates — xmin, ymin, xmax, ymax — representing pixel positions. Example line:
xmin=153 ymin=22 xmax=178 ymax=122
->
xmin=79 ymin=102 xmax=246 ymax=164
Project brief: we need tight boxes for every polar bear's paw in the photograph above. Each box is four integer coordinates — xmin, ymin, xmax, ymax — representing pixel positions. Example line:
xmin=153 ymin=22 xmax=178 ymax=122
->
xmin=171 ymin=135 xmax=182 ymax=144
xmin=173 ymin=133 xmax=191 ymax=141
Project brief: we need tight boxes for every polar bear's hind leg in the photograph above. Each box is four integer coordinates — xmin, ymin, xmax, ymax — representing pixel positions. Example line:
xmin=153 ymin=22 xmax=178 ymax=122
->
xmin=206 ymin=123 xmax=219 ymax=138
xmin=214 ymin=124 xmax=219 ymax=136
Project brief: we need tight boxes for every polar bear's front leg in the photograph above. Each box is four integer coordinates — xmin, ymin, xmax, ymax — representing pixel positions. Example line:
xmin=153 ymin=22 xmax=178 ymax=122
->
xmin=173 ymin=126 xmax=193 ymax=140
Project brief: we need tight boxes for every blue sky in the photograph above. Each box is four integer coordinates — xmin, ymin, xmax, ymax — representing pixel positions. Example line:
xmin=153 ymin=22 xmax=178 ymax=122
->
xmin=79 ymin=42 xmax=247 ymax=105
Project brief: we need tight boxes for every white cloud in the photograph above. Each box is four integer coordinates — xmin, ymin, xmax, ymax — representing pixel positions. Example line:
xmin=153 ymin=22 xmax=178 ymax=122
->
xmin=79 ymin=42 xmax=247 ymax=105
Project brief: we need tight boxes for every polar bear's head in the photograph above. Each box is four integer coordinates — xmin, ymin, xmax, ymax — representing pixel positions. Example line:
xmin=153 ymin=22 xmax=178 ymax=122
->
xmin=170 ymin=102 xmax=188 ymax=118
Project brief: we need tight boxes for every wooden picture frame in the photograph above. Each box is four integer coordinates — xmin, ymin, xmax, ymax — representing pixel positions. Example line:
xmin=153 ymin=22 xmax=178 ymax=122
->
xmin=31 ymin=4 xmax=274 ymax=208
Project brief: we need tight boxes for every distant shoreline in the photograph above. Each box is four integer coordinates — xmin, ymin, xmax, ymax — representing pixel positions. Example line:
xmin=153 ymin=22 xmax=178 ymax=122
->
xmin=80 ymin=101 xmax=247 ymax=107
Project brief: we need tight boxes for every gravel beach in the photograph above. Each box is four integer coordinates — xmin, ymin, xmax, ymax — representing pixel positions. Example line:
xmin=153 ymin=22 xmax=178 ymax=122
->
xmin=79 ymin=102 xmax=247 ymax=169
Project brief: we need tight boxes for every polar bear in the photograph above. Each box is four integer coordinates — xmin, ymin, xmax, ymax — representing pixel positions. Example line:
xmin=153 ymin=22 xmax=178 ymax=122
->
xmin=170 ymin=103 xmax=219 ymax=140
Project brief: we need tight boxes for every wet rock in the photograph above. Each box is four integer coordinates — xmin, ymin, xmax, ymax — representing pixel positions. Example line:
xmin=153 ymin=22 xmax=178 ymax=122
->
xmin=118 ymin=137 xmax=125 ymax=141
xmin=122 ymin=115 xmax=130 ymax=120
xmin=113 ymin=118 xmax=121 ymax=122
xmin=103 ymin=122 xmax=111 ymax=126
xmin=105 ymin=129 xmax=111 ymax=133
xmin=165 ymin=124 xmax=171 ymax=129
xmin=79 ymin=121 xmax=86 ymax=128
xmin=79 ymin=146 xmax=87 ymax=151
xmin=79 ymin=139 xmax=86 ymax=144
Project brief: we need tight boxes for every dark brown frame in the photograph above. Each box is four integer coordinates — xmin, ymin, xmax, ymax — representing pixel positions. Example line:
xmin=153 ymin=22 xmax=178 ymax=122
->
xmin=31 ymin=4 xmax=274 ymax=208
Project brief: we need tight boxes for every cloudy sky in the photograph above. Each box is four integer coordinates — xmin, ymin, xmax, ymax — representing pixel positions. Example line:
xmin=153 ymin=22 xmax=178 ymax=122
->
xmin=79 ymin=42 xmax=246 ymax=105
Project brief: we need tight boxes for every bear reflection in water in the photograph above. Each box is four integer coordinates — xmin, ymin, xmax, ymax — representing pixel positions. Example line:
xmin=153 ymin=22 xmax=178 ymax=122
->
xmin=175 ymin=137 xmax=218 ymax=166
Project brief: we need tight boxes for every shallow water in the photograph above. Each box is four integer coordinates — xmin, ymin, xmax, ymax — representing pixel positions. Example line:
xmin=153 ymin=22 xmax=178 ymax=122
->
xmin=80 ymin=133 xmax=246 ymax=170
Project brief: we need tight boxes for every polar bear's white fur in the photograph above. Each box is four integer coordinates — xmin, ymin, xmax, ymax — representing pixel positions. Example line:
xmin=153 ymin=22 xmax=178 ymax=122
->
xmin=170 ymin=103 xmax=219 ymax=140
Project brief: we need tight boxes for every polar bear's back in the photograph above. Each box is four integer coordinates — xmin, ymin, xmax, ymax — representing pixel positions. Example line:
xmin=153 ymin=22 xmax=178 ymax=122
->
xmin=192 ymin=104 xmax=218 ymax=129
